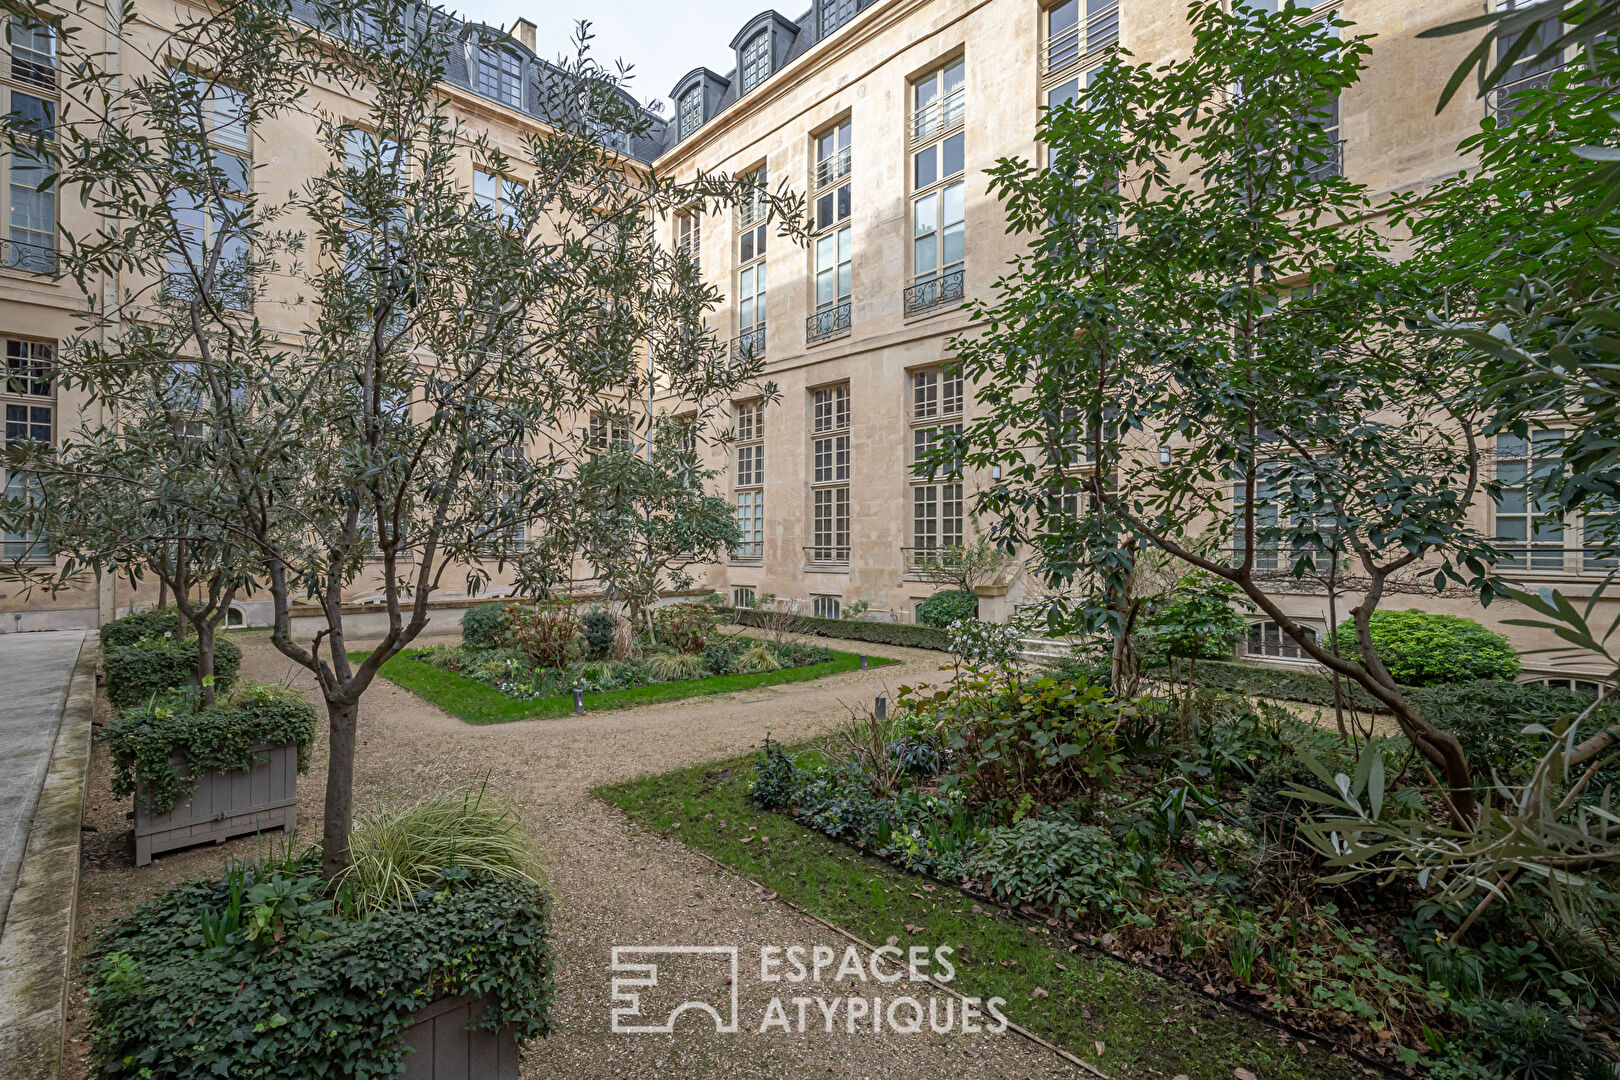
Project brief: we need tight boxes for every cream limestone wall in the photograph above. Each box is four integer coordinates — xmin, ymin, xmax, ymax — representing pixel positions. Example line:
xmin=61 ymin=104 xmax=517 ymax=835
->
xmin=651 ymin=0 xmax=1619 ymax=684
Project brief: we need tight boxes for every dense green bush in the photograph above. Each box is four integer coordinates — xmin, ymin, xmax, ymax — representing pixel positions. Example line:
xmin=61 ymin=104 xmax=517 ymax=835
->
xmin=85 ymin=858 xmax=554 ymax=1080
xmin=915 ymin=588 xmax=979 ymax=628
xmin=967 ymin=818 xmax=1140 ymax=921
xmin=461 ymin=602 xmax=510 ymax=648
xmin=103 ymin=635 xmax=243 ymax=707
xmin=102 ymin=683 xmax=317 ymax=813
xmin=1159 ymin=656 xmax=1388 ymax=710
xmin=651 ymin=602 xmax=716 ymax=653
xmin=1336 ymin=610 xmax=1520 ymax=687
xmin=728 ymin=607 xmax=953 ymax=650
xmin=100 ymin=608 xmax=179 ymax=648
xmin=579 ymin=608 xmax=618 ymax=660
xmin=1408 ymin=679 xmax=1620 ymax=785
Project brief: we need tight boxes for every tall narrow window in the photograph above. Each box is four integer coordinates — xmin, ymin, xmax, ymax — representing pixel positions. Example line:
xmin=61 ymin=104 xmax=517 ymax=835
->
xmin=9 ymin=17 xmax=55 ymax=88
xmin=1492 ymin=0 xmax=1564 ymax=124
xmin=1495 ymin=431 xmax=1567 ymax=572
xmin=678 ymin=86 xmax=703 ymax=139
xmin=1043 ymin=0 xmax=1118 ymax=80
xmin=740 ymin=32 xmax=771 ymax=94
xmin=820 ymin=0 xmax=856 ymax=36
xmin=907 ymin=60 xmax=965 ymax=317
xmin=676 ymin=211 xmax=701 ymax=273
xmin=734 ymin=400 xmax=764 ymax=560
xmin=908 ymin=367 xmax=963 ymax=569
xmin=809 ymin=120 xmax=852 ymax=345
xmin=736 ymin=168 xmax=768 ymax=359
xmin=475 ymin=44 xmax=523 ymax=107
xmin=810 ymin=384 xmax=850 ymax=566
xmin=2 ymin=337 xmax=51 ymax=563
xmin=6 ymin=89 xmax=54 ymax=273
xmin=163 ymin=71 xmax=253 ymax=307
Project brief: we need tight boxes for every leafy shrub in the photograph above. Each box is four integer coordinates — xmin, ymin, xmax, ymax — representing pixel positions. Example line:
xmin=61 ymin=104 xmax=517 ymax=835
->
xmin=735 ymin=644 xmax=784 ymax=673
xmin=750 ymin=737 xmax=800 ymax=810
xmin=102 ymin=683 xmax=317 ymax=814
xmin=1244 ymin=756 xmax=1333 ymax=842
xmin=579 ymin=608 xmax=618 ymax=660
xmin=103 ymin=635 xmax=244 ymax=708
xmin=1337 ymin=610 xmax=1520 ymax=687
xmin=500 ymin=604 xmax=580 ymax=670
xmin=644 ymin=651 xmax=708 ymax=682
xmin=916 ymin=588 xmax=978 ymax=628
xmin=1455 ymin=998 xmax=1613 ymax=1080
xmin=729 ymin=607 xmax=953 ymax=650
xmin=1408 ymin=679 xmax=1620 ymax=785
xmin=1143 ymin=571 xmax=1248 ymax=661
xmin=1161 ymin=656 xmax=1386 ymax=711
xmin=652 ymin=602 xmax=715 ymax=653
xmin=968 ymin=818 xmax=1140 ymax=921
xmin=702 ymin=641 xmax=738 ymax=675
xmin=341 ymin=782 xmax=545 ymax=913
xmin=773 ymin=641 xmax=836 ymax=666
xmin=100 ymin=608 xmax=179 ymax=648
xmin=946 ymin=618 xmax=1023 ymax=668
xmin=85 ymin=858 xmax=554 ymax=1079
xmin=460 ymin=602 xmax=510 ymax=648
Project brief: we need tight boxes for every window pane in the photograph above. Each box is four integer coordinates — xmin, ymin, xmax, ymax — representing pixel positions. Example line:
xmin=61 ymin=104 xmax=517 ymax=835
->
xmin=942 ymin=222 xmax=964 ymax=267
xmin=943 ymin=181 xmax=965 ymax=225
xmin=942 ymin=132 xmax=964 ymax=177
xmin=914 ymin=236 xmax=936 ymax=275
xmin=914 ymin=193 xmax=937 ymax=236
xmin=914 ymin=146 xmax=936 ymax=189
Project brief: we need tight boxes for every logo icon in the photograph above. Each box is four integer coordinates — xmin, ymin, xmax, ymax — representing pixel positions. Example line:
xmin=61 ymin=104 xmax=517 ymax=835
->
xmin=610 ymin=946 xmax=740 ymax=1034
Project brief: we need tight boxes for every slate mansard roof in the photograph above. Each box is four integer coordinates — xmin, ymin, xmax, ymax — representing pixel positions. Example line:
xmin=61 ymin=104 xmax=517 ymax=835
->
xmin=287 ymin=0 xmax=669 ymax=163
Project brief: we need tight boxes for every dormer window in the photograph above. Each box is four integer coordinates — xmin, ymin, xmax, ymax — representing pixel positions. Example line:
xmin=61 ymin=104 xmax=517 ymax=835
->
xmin=678 ymin=86 xmax=703 ymax=139
xmin=740 ymin=32 xmax=771 ymax=94
xmin=474 ymin=43 xmax=523 ymax=108
xmin=821 ymin=0 xmax=856 ymax=36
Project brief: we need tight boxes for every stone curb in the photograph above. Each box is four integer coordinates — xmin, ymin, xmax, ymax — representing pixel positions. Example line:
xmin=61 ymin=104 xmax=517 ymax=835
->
xmin=0 ymin=633 xmax=96 ymax=1080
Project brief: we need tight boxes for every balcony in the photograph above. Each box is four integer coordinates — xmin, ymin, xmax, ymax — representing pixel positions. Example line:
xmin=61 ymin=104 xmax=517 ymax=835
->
xmin=1042 ymin=2 xmax=1119 ymax=79
xmin=814 ymin=145 xmax=851 ymax=191
xmin=732 ymin=323 xmax=766 ymax=361
xmin=903 ymin=268 xmax=965 ymax=318
xmin=1495 ymin=545 xmax=1618 ymax=576
xmin=901 ymin=545 xmax=967 ymax=574
xmin=804 ymin=544 xmax=850 ymax=568
xmin=806 ymin=301 xmax=851 ymax=346
xmin=1489 ymin=65 xmax=1565 ymax=126
xmin=4 ymin=237 xmax=57 ymax=275
xmin=910 ymin=84 xmax=965 ymax=145
xmin=1305 ymin=138 xmax=1344 ymax=183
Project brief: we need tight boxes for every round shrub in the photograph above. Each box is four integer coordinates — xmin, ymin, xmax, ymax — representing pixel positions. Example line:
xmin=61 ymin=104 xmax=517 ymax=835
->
xmin=102 ymin=683 xmax=317 ymax=814
xmin=103 ymin=635 xmax=243 ymax=708
xmin=85 ymin=858 xmax=555 ymax=1080
xmin=651 ymin=602 xmax=715 ymax=653
xmin=100 ymin=608 xmax=179 ymax=648
xmin=461 ymin=602 xmax=510 ymax=648
xmin=966 ymin=818 xmax=1140 ymax=921
xmin=916 ymin=588 xmax=978 ymax=628
xmin=579 ymin=608 xmax=618 ymax=660
xmin=1336 ymin=610 xmax=1520 ymax=687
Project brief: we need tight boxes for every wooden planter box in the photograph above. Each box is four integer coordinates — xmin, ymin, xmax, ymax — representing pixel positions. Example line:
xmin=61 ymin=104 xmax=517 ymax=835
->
xmin=133 ymin=742 xmax=298 ymax=866
xmin=401 ymin=995 xmax=521 ymax=1079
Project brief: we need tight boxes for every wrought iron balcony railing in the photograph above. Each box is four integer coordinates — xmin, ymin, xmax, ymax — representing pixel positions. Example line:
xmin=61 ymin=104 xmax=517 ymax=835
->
xmin=1305 ymin=137 xmax=1345 ymax=183
xmin=732 ymin=323 xmax=766 ymax=361
xmin=803 ymin=544 xmax=850 ymax=568
xmin=901 ymin=545 xmax=966 ymax=573
xmin=814 ymin=146 xmax=852 ymax=191
xmin=1489 ymin=65 xmax=1566 ymax=126
xmin=1043 ymin=1 xmax=1119 ymax=78
xmin=806 ymin=301 xmax=851 ymax=345
xmin=4 ymin=237 xmax=58 ymax=275
xmin=902 ymin=268 xmax=965 ymax=318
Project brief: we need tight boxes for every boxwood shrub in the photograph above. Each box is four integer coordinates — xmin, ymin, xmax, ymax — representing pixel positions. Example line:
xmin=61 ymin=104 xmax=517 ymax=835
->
xmin=1336 ymin=609 xmax=1520 ymax=686
xmin=103 ymin=635 xmax=243 ymax=707
xmin=100 ymin=608 xmax=180 ymax=648
xmin=727 ymin=607 xmax=952 ymax=650
xmin=915 ymin=588 xmax=979 ymax=629
xmin=1160 ymin=656 xmax=1386 ymax=711
xmin=461 ymin=601 xmax=511 ymax=648
xmin=85 ymin=858 xmax=555 ymax=1080
xmin=102 ymin=683 xmax=317 ymax=814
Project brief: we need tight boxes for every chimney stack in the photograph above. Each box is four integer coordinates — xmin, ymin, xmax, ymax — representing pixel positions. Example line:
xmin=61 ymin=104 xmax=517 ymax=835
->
xmin=511 ymin=18 xmax=537 ymax=51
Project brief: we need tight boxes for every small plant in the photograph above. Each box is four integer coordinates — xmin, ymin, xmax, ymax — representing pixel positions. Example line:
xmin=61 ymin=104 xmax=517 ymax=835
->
xmin=461 ymin=602 xmax=510 ymax=648
xmin=750 ymin=737 xmax=800 ymax=809
xmin=967 ymin=817 xmax=1140 ymax=921
xmin=916 ymin=587 xmax=978 ymax=628
xmin=651 ymin=602 xmax=716 ymax=653
xmin=643 ymin=651 xmax=708 ymax=682
xmin=500 ymin=604 xmax=580 ymax=670
xmin=946 ymin=618 xmax=1023 ymax=670
xmin=1227 ymin=921 xmax=1262 ymax=983
xmin=841 ymin=600 xmax=871 ymax=620
xmin=579 ymin=608 xmax=618 ymax=661
xmin=1335 ymin=610 xmax=1520 ymax=687
xmin=734 ymin=643 xmax=784 ymax=673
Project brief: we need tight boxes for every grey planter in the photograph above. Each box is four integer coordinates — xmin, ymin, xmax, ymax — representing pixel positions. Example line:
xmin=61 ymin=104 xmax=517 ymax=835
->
xmin=133 ymin=742 xmax=298 ymax=866
xmin=400 ymin=995 xmax=521 ymax=1079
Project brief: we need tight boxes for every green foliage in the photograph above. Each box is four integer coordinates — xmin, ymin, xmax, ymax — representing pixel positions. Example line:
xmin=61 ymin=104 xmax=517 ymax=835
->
xmin=100 ymin=608 xmax=180 ymax=648
xmin=461 ymin=602 xmax=511 ymax=648
xmin=968 ymin=818 xmax=1141 ymax=921
xmin=1454 ymin=998 xmax=1613 ymax=1080
xmin=85 ymin=858 xmax=554 ymax=1080
xmin=102 ymin=683 xmax=317 ymax=814
xmin=1337 ymin=610 xmax=1520 ymax=687
xmin=749 ymin=737 xmax=799 ymax=810
xmin=1143 ymin=572 xmax=1248 ymax=661
xmin=578 ymin=608 xmax=618 ymax=660
xmin=340 ymin=782 xmax=545 ymax=914
xmin=499 ymin=604 xmax=580 ymax=670
xmin=734 ymin=644 xmax=784 ymax=674
xmin=103 ymin=635 xmax=243 ymax=708
xmin=1411 ymin=679 xmax=1620 ymax=785
xmin=651 ymin=602 xmax=715 ymax=653
xmin=1161 ymin=656 xmax=1387 ymax=710
xmin=1244 ymin=756 xmax=1333 ymax=843
xmin=915 ymin=588 xmax=979 ymax=629
xmin=643 ymin=651 xmax=709 ymax=682
xmin=729 ymin=607 xmax=953 ymax=650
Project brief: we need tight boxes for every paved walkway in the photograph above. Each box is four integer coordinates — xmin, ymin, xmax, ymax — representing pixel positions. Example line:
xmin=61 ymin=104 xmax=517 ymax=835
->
xmin=0 ymin=631 xmax=86 ymax=937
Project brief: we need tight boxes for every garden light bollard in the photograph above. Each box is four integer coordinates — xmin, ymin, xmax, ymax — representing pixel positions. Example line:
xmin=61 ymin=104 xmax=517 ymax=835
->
xmin=875 ymin=694 xmax=886 ymax=722
xmin=573 ymin=687 xmax=585 ymax=715
xmin=859 ymin=653 xmax=868 ymax=669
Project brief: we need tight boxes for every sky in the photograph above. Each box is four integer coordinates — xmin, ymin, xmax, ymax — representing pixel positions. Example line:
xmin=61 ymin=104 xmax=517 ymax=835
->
xmin=451 ymin=0 xmax=777 ymax=115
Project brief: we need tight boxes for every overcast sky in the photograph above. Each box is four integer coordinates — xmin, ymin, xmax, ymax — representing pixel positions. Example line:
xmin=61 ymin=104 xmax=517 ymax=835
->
xmin=452 ymin=0 xmax=776 ymax=114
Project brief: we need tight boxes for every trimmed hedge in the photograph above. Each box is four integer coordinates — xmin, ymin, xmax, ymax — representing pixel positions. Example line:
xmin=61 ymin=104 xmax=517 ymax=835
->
xmin=1337 ymin=609 xmax=1520 ymax=686
xmin=727 ymin=607 xmax=953 ymax=651
xmin=1161 ymin=657 xmax=1386 ymax=711
xmin=916 ymin=588 xmax=979 ymax=629
xmin=85 ymin=859 xmax=555 ymax=1079
xmin=100 ymin=608 xmax=179 ymax=648
xmin=103 ymin=636 xmax=242 ymax=707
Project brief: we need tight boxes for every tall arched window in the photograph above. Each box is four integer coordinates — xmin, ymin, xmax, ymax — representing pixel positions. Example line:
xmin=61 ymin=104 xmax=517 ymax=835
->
xmin=740 ymin=32 xmax=771 ymax=94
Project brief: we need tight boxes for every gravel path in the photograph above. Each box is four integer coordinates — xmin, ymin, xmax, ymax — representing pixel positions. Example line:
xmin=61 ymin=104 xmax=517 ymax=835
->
xmin=68 ymin=631 xmax=1081 ymax=1079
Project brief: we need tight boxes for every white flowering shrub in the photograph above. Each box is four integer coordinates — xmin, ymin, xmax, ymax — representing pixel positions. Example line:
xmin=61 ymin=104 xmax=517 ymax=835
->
xmin=946 ymin=619 xmax=1024 ymax=670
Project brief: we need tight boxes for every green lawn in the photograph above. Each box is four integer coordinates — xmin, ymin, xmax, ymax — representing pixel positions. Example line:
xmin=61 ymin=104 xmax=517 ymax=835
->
xmin=595 ymin=751 xmax=1363 ymax=1080
xmin=356 ymin=648 xmax=899 ymax=725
